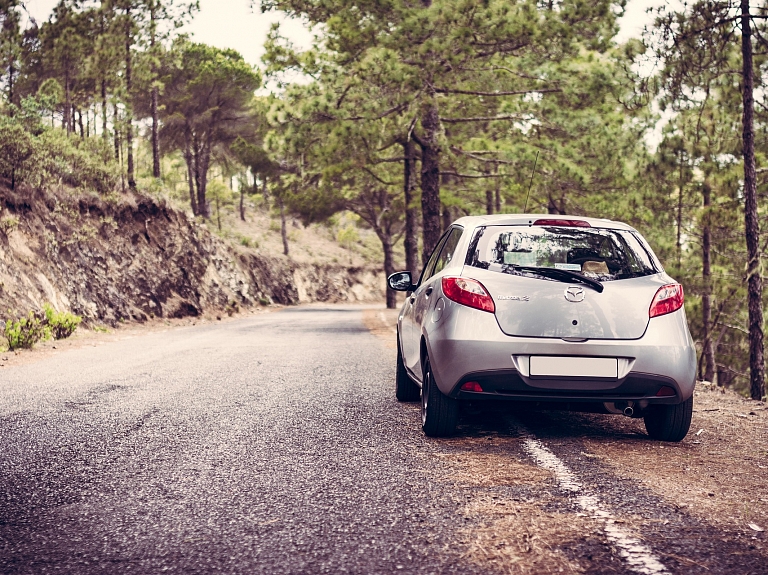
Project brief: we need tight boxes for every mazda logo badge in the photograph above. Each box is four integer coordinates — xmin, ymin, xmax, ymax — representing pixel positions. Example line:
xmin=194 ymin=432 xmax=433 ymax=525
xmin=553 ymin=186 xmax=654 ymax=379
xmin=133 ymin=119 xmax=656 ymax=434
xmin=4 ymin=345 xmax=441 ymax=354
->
xmin=564 ymin=286 xmax=585 ymax=303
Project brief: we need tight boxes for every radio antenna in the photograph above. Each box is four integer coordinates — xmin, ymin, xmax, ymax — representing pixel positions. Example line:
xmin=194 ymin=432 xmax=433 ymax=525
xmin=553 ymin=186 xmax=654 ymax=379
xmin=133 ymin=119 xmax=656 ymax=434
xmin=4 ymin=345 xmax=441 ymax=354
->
xmin=523 ymin=151 xmax=539 ymax=213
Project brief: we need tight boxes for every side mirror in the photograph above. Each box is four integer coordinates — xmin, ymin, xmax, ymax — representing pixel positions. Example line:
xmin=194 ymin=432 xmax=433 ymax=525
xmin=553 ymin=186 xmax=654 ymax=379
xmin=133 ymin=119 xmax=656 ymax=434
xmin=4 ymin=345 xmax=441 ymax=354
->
xmin=388 ymin=271 xmax=415 ymax=292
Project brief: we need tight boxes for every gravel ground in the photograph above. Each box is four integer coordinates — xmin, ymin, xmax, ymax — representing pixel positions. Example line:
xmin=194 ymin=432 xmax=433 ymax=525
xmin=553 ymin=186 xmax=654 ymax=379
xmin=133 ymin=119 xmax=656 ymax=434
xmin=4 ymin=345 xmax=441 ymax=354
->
xmin=0 ymin=305 xmax=766 ymax=574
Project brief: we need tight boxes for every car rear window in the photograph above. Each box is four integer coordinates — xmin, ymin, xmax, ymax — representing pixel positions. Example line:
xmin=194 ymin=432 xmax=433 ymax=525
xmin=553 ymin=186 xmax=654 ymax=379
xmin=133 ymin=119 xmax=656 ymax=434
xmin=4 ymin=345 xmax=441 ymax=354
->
xmin=465 ymin=225 xmax=658 ymax=281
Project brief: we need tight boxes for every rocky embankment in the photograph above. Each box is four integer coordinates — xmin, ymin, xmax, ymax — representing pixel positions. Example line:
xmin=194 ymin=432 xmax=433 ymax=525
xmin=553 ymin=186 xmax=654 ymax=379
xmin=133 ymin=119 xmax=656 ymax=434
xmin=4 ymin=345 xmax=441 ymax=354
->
xmin=0 ymin=185 xmax=384 ymax=324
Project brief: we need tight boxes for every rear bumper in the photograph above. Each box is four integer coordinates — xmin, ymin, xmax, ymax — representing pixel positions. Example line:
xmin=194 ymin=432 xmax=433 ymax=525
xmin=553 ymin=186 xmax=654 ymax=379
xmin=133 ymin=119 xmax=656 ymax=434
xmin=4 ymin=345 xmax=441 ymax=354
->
xmin=451 ymin=369 xmax=682 ymax=404
xmin=424 ymin=299 xmax=696 ymax=403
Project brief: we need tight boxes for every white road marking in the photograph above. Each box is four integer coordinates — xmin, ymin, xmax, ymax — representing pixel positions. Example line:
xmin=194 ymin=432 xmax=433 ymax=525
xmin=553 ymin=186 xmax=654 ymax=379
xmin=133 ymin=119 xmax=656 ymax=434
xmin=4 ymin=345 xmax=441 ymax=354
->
xmin=522 ymin=435 xmax=669 ymax=575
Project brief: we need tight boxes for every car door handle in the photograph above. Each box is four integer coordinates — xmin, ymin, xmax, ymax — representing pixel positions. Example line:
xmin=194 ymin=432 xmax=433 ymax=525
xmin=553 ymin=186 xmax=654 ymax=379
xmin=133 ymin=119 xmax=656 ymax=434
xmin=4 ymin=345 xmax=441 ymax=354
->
xmin=425 ymin=286 xmax=433 ymax=297
xmin=409 ymin=294 xmax=416 ymax=304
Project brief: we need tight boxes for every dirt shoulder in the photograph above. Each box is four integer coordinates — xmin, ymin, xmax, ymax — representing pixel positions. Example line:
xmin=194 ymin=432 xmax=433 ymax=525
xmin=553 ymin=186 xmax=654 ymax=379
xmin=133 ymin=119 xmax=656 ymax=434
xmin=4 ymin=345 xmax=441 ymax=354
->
xmin=582 ymin=384 xmax=768 ymax=534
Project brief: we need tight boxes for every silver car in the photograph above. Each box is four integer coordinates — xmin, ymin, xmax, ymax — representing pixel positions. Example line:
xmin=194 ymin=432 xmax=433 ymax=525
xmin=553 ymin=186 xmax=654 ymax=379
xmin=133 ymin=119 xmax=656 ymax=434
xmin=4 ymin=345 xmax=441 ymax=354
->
xmin=388 ymin=215 xmax=696 ymax=441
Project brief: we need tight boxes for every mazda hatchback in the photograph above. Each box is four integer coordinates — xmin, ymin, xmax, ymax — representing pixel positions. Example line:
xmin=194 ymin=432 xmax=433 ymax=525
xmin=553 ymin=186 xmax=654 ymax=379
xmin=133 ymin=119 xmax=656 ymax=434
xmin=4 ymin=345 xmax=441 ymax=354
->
xmin=388 ymin=215 xmax=696 ymax=441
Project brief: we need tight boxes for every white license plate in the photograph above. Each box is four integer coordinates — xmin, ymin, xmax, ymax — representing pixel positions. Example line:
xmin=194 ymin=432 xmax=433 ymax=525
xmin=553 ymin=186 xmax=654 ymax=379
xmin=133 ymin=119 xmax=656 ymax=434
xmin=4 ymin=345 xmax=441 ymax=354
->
xmin=529 ymin=356 xmax=618 ymax=378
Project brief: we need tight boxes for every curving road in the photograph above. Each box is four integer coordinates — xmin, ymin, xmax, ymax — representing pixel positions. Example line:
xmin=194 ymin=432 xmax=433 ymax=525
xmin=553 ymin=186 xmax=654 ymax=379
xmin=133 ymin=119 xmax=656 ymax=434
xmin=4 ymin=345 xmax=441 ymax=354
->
xmin=0 ymin=306 xmax=765 ymax=574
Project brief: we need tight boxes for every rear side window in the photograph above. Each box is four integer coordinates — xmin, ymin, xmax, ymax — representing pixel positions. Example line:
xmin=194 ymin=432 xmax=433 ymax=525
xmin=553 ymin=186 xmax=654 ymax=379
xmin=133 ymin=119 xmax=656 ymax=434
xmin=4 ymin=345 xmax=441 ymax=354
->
xmin=465 ymin=225 xmax=658 ymax=281
xmin=419 ymin=229 xmax=452 ymax=284
xmin=433 ymin=227 xmax=464 ymax=276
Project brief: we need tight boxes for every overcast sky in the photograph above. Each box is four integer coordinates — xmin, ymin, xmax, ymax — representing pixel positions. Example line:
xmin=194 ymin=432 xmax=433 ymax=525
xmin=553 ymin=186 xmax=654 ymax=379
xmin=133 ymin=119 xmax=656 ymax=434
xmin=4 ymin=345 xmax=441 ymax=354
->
xmin=23 ymin=0 xmax=663 ymax=68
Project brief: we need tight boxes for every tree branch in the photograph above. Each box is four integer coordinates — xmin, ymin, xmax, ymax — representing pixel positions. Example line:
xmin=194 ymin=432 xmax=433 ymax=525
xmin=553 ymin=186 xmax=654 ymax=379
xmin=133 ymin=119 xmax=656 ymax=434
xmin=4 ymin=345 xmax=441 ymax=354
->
xmin=435 ymin=88 xmax=560 ymax=97
xmin=440 ymin=171 xmax=505 ymax=179
xmin=450 ymin=146 xmax=515 ymax=164
xmin=441 ymin=114 xmax=530 ymax=124
xmin=363 ymin=166 xmax=398 ymax=186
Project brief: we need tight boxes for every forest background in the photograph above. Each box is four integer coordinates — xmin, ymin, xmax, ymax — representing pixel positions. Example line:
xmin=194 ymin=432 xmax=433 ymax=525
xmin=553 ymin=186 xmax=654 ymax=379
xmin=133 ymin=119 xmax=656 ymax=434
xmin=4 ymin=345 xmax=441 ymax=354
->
xmin=0 ymin=0 xmax=765 ymax=401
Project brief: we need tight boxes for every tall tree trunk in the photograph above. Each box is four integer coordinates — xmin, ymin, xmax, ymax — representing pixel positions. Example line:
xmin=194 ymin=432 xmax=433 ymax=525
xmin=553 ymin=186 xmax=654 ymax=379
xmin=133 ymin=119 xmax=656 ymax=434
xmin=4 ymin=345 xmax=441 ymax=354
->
xmin=381 ymin=233 xmax=397 ymax=309
xmin=486 ymin=187 xmax=494 ymax=215
xmin=240 ymin=186 xmax=246 ymax=221
xmin=196 ymin=137 xmax=211 ymax=219
xmin=150 ymin=1 xmax=161 ymax=179
xmin=100 ymin=8 xmax=109 ymax=141
xmin=151 ymin=86 xmax=161 ymax=177
xmin=547 ymin=193 xmax=559 ymax=214
xmin=677 ymin=150 xmax=684 ymax=269
xmin=702 ymin=180 xmax=715 ymax=383
xmin=279 ymin=194 xmax=289 ymax=256
xmin=183 ymin=138 xmax=198 ymax=215
xmin=77 ymin=109 xmax=85 ymax=139
xmin=8 ymin=57 xmax=14 ymax=106
xmin=192 ymin=135 xmax=204 ymax=217
xmin=262 ymin=174 xmax=269 ymax=206
xmin=419 ymin=89 xmax=441 ymax=264
xmin=125 ymin=7 xmax=136 ymax=190
xmin=113 ymin=102 xmax=121 ymax=162
xmin=64 ymin=69 xmax=72 ymax=135
xmin=215 ymin=193 xmax=222 ymax=231
xmin=403 ymin=139 xmax=419 ymax=274
xmin=741 ymin=0 xmax=764 ymax=400
xmin=441 ymin=204 xmax=451 ymax=232
xmin=101 ymin=80 xmax=108 ymax=140
xmin=494 ymin=163 xmax=501 ymax=213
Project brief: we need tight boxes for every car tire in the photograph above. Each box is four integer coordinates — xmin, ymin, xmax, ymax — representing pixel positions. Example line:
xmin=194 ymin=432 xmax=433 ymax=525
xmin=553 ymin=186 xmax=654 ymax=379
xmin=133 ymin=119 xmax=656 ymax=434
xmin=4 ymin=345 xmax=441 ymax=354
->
xmin=395 ymin=339 xmax=420 ymax=402
xmin=643 ymin=395 xmax=693 ymax=442
xmin=421 ymin=355 xmax=458 ymax=437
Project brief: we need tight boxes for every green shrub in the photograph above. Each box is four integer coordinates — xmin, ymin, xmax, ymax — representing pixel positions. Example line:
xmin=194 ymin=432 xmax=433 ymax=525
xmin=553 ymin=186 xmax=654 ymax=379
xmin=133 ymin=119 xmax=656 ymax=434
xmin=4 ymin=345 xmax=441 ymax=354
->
xmin=337 ymin=225 xmax=359 ymax=249
xmin=238 ymin=234 xmax=257 ymax=248
xmin=33 ymin=130 xmax=119 ymax=193
xmin=0 ymin=109 xmax=120 ymax=194
xmin=0 ymin=118 xmax=35 ymax=189
xmin=4 ymin=310 xmax=47 ymax=350
xmin=42 ymin=303 xmax=82 ymax=340
xmin=2 ymin=305 xmax=83 ymax=350
xmin=0 ymin=216 xmax=19 ymax=233
xmin=225 ymin=300 xmax=240 ymax=316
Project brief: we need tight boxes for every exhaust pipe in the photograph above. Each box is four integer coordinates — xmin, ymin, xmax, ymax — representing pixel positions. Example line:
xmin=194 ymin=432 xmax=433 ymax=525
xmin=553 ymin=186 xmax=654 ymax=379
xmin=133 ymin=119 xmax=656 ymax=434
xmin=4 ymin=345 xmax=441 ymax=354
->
xmin=603 ymin=401 xmax=643 ymax=417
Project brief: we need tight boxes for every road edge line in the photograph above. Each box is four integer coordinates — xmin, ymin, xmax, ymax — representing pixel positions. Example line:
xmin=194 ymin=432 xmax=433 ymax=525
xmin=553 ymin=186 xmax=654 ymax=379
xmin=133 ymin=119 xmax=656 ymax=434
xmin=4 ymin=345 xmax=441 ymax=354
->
xmin=521 ymin=435 xmax=670 ymax=575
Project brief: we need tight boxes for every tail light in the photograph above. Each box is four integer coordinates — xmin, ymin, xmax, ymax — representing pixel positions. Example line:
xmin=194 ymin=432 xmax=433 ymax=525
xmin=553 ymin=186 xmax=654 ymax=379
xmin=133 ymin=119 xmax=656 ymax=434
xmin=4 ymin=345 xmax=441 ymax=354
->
xmin=442 ymin=277 xmax=495 ymax=313
xmin=533 ymin=219 xmax=591 ymax=228
xmin=649 ymin=284 xmax=684 ymax=318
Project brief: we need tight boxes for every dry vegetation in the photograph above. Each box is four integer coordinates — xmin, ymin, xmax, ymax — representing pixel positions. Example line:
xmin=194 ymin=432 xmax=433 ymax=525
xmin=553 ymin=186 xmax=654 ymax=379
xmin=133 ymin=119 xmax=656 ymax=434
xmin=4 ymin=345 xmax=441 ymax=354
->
xmin=582 ymin=384 xmax=768 ymax=533
xmin=439 ymin=438 xmax=599 ymax=575
xmin=157 ymin=173 xmax=393 ymax=269
xmin=361 ymin=308 xmax=400 ymax=349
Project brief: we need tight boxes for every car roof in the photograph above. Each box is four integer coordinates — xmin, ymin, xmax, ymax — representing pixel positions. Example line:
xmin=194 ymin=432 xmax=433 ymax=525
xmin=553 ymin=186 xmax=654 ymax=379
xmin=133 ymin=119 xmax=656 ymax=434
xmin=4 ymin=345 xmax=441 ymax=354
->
xmin=452 ymin=214 xmax=637 ymax=232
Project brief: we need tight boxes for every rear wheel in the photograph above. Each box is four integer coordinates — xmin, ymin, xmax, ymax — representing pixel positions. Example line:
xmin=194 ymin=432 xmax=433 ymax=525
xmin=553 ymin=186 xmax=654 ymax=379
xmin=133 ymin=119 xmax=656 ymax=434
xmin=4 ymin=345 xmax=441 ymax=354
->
xmin=421 ymin=355 xmax=458 ymax=437
xmin=395 ymin=339 xmax=419 ymax=402
xmin=644 ymin=395 xmax=693 ymax=442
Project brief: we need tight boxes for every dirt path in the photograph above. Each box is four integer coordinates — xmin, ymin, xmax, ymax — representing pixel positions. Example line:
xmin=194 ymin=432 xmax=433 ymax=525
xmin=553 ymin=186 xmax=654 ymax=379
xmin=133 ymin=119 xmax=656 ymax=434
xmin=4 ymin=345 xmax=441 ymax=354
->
xmin=365 ymin=308 xmax=768 ymax=574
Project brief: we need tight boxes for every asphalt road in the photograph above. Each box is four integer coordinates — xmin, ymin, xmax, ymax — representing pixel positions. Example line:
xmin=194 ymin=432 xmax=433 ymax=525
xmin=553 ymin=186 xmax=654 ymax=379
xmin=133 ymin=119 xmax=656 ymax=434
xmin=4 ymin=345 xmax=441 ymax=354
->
xmin=0 ymin=306 xmax=765 ymax=574
xmin=0 ymin=307 xmax=479 ymax=574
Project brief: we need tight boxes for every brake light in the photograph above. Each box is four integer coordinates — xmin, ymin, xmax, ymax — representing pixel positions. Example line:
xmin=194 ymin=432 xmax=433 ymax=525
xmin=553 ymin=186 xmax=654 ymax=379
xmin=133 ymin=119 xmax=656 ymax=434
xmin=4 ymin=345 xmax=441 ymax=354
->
xmin=649 ymin=284 xmax=684 ymax=318
xmin=442 ymin=277 xmax=495 ymax=313
xmin=533 ymin=219 xmax=591 ymax=228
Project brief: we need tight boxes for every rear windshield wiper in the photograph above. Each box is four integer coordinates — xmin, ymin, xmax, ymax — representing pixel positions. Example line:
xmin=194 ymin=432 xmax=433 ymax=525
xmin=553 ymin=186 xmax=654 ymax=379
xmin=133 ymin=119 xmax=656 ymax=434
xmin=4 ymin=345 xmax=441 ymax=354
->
xmin=502 ymin=265 xmax=604 ymax=293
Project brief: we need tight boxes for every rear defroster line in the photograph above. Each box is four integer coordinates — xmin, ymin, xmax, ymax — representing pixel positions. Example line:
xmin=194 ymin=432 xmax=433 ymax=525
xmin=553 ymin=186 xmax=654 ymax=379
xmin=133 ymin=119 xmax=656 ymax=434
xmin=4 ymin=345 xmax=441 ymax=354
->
xmin=520 ymin=432 xmax=669 ymax=575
